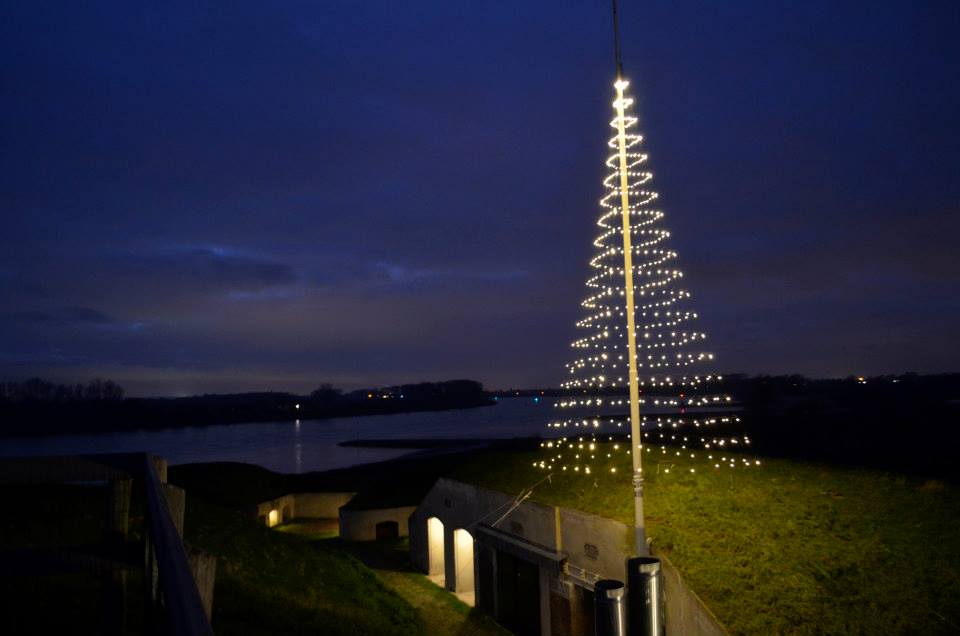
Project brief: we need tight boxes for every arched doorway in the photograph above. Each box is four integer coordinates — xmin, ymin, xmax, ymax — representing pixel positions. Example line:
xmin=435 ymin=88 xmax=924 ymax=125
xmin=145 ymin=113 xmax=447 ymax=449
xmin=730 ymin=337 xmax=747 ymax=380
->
xmin=427 ymin=517 xmax=445 ymax=585
xmin=453 ymin=528 xmax=475 ymax=606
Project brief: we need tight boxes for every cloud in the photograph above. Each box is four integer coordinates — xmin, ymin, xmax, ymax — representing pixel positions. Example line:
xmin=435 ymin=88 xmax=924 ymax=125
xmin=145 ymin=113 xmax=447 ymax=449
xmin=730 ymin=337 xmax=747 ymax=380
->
xmin=119 ymin=245 xmax=298 ymax=293
xmin=166 ymin=246 xmax=297 ymax=288
xmin=370 ymin=261 xmax=529 ymax=288
xmin=6 ymin=306 xmax=113 ymax=325
xmin=228 ymin=288 xmax=305 ymax=302
xmin=376 ymin=262 xmax=436 ymax=284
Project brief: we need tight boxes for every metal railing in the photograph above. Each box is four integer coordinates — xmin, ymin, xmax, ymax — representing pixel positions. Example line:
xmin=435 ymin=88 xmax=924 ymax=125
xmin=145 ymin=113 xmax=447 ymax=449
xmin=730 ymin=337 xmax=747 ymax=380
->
xmin=142 ymin=454 xmax=213 ymax=635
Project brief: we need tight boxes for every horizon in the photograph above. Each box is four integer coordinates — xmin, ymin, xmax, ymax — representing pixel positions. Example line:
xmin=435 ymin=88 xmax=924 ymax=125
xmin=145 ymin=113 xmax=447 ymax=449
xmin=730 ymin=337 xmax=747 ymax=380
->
xmin=3 ymin=369 xmax=954 ymax=399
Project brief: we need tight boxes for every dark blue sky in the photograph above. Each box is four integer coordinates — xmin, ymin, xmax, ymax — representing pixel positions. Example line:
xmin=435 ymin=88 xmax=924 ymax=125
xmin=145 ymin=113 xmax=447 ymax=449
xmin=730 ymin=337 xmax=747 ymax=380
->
xmin=2 ymin=1 xmax=958 ymax=396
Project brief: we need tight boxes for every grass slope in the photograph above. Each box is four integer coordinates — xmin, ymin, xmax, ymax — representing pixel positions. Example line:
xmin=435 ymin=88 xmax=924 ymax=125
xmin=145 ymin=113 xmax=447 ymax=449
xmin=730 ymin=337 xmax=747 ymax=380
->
xmin=451 ymin=447 xmax=960 ymax=636
xmin=333 ymin=536 xmax=509 ymax=636
xmin=277 ymin=521 xmax=510 ymax=636
xmin=182 ymin=497 xmax=422 ymax=635
xmin=197 ymin=502 xmax=509 ymax=636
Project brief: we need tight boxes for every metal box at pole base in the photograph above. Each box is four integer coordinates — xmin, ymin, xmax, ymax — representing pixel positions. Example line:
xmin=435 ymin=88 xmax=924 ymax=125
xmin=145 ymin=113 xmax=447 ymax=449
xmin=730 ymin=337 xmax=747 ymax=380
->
xmin=594 ymin=579 xmax=627 ymax=636
xmin=627 ymin=556 xmax=665 ymax=636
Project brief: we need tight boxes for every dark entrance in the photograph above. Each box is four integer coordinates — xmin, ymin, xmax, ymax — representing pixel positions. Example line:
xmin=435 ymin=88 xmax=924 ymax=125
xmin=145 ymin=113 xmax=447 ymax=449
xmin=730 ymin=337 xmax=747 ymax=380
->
xmin=375 ymin=520 xmax=399 ymax=540
xmin=573 ymin=585 xmax=596 ymax=636
xmin=495 ymin=549 xmax=540 ymax=636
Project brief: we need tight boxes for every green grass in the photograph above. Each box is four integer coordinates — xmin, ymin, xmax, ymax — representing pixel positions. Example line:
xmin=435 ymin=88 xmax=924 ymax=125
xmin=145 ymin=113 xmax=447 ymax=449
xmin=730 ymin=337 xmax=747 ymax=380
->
xmin=276 ymin=518 xmax=340 ymax=540
xmin=169 ymin=447 xmax=960 ymax=634
xmin=274 ymin=521 xmax=507 ymax=635
xmin=450 ymin=446 xmax=960 ymax=636
xmin=338 ymin=538 xmax=511 ymax=636
xmin=190 ymin=510 xmax=507 ymax=635
xmin=182 ymin=498 xmax=423 ymax=635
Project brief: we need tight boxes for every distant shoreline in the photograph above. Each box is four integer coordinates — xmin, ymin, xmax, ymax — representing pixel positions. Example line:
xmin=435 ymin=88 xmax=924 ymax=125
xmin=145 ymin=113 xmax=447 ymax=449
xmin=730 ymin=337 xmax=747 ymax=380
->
xmin=0 ymin=394 xmax=496 ymax=439
xmin=338 ymin=437 xmax=512 ymax=449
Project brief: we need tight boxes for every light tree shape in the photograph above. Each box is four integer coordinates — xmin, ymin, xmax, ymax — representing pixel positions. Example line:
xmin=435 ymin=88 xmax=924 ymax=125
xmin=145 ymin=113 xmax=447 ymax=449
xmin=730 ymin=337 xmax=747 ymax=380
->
xmin=537 ymin=78 xmax=753 ymax=481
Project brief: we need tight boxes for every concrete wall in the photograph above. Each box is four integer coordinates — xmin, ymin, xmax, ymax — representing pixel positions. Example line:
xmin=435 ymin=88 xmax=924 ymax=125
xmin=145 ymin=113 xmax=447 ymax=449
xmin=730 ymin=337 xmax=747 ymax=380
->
xmin=653 ymin=549 xmax=729 ymax=636
xmin=558 ymin=507 xmax=630 ymax=583
xmin=291 ymin=492 xmax=356 ymax=518
xmin=254 ymin=492 xmax=356 ymax=526
xmin=339 ymin=506 xmax=417 ymax=542
xmin=409 ymin=478 xmax=628 ymax=584
xmin=254 ymin=494 xmax=295 ymax=526
xmin=409 ymin=477 xmax=559 ymax=579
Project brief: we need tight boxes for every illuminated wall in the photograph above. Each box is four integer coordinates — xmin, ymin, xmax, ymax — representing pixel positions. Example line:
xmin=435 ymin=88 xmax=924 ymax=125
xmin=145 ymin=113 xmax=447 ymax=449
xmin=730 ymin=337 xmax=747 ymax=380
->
xmin=427 ymin=516 xmax=445 ymax=579
xmin=453 ymin=528 xmax=475 ymax=600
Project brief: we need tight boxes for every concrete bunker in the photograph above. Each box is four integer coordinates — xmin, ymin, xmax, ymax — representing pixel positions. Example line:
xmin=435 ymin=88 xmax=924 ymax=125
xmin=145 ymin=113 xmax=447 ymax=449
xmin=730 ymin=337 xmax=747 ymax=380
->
xmin=409 ymin=478 xmax=730 ymax=636
xmin=253 ymin=492 xmax=356 ymax=528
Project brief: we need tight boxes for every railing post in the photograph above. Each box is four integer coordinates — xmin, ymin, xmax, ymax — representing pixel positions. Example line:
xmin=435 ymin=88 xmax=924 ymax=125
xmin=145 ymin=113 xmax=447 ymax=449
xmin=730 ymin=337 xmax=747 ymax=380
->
xmin=188 ymin=547 xmax=217 ymax=621
xmin=102 ymin=478 xmax=132 ymax=635
xmin=163 ymin=484 xmax=186 ymax=538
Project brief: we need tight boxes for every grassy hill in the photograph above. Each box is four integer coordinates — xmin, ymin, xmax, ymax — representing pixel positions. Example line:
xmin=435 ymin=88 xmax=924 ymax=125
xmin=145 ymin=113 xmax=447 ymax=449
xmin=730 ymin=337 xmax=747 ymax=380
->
xmin=449 ymin=445 xmax=960 ymax=635
xmin=168 ymin=440 xmax=960 ymax=635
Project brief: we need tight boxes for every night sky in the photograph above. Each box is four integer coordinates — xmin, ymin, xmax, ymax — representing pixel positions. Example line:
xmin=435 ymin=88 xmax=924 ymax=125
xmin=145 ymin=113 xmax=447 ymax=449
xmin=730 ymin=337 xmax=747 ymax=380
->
xmin=2 ymin=1 xmax=958 ymax=396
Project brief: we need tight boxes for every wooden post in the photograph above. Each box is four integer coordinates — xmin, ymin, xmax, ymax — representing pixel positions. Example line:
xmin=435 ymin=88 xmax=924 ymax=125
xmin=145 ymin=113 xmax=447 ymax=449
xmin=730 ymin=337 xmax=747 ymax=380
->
xmin=102 ymin=478 xmax=132 ymax=635
xmin=188 ymin=547 xmax=217 ymax=622
xmin=108 ymin=478 xmax=133 ymax=541
xmin=164 ymin=485 xmax=186 ymax=539
xmin=151 ymin=456 xmax=168 ymax=484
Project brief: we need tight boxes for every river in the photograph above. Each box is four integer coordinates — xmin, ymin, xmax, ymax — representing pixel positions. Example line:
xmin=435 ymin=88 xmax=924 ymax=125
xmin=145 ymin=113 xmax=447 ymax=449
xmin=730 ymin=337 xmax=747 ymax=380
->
xmin=0 ymin=397 xmax=557 ymax=473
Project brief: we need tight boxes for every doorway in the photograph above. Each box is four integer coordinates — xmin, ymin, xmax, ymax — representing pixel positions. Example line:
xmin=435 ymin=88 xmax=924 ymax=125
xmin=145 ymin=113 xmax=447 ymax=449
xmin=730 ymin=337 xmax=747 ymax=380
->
xmin=376 ymin=520 xmax=399 ymax=540
xmin=495 ymin=549 xmax=541 ymax=636
xmin=453 ymin=528 xmax=475 ymax=606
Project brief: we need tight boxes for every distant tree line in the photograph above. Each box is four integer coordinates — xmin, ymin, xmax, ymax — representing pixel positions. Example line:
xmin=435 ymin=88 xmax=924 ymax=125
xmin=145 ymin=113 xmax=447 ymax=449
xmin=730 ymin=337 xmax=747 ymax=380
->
xmin=0 ymin=378 xmax=125 ymax=402
xmin=0 ymin=378 xmax=492 ymax=438
xmin=308 ymin=379 xmax=488 ymax=407
xmin=667 ymin=373 xmax=960 ymax=479
xmin=499 ymin=373 xmax=960 ymax=478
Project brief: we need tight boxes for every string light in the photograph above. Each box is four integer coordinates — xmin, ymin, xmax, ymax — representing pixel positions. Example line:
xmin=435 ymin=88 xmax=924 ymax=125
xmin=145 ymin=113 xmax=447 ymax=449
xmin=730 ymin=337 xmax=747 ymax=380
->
xmin=539 ymin=77 xmax=756 ymax=476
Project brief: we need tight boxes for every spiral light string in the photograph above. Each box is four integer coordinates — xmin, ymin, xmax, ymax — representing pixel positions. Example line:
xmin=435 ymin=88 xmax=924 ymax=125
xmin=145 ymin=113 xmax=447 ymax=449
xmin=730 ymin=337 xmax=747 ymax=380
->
xmin=538 ymin=79 xmax=755 ymax=476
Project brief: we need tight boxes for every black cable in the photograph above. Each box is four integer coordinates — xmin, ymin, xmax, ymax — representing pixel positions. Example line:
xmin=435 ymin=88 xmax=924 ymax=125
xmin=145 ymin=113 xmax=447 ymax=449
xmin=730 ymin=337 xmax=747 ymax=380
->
xmin=611 ymin=0 xmax=624 ymax=78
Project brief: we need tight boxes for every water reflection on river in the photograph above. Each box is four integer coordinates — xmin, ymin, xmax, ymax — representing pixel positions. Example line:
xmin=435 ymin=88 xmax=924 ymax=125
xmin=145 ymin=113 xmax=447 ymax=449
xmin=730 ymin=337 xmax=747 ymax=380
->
xmin=0 ymin=398 xmax=556 ymax=473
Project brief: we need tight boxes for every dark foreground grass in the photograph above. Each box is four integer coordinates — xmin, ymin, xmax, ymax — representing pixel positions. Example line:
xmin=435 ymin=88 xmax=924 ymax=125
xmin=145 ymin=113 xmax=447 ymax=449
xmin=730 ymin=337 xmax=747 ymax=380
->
xmin=182 ymin=497 xmax=422 ymax=635
xmin=337 ymin=537 xmax=511 ymax=636
xmin=191 ymin=510 xmax=507 ymax=635
xmin=0 ymin=483 xmax=146 ymax=634
xmin=451 ymin=447 xmax=960 ymax=636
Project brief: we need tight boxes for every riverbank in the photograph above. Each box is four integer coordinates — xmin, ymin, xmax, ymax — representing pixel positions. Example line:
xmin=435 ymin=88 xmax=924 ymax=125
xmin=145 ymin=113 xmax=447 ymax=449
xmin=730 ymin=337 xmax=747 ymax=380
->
xmin=0 ymin=380 xmax=495 ymax=438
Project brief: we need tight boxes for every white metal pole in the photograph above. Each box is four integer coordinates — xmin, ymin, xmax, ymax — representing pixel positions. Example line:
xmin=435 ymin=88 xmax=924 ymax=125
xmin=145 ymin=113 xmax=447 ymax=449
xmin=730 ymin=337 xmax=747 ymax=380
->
xmin=614 ymin=76 xmax=647 ymax=556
